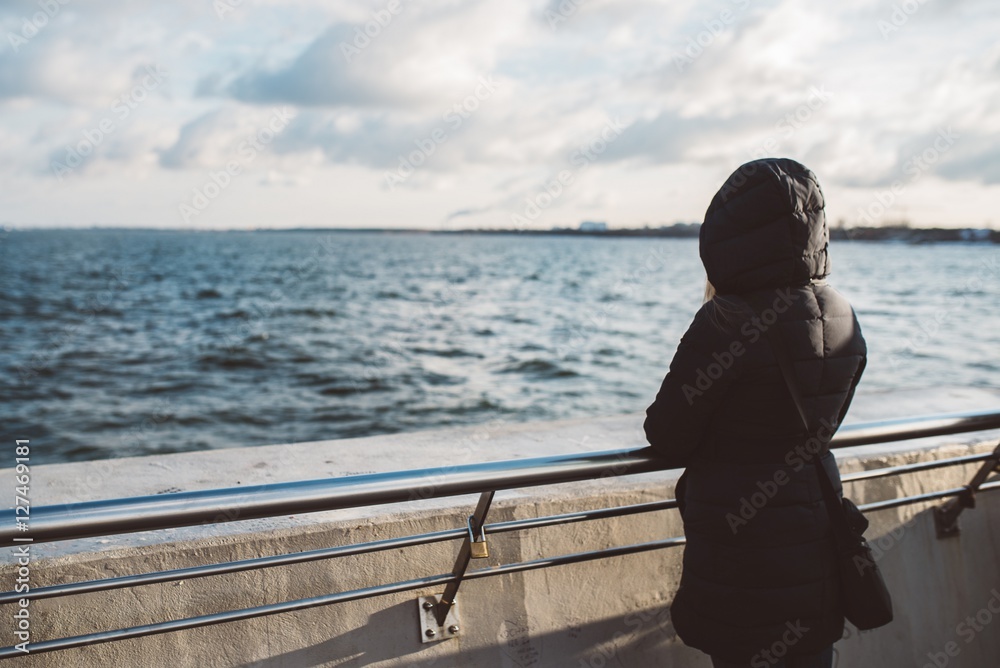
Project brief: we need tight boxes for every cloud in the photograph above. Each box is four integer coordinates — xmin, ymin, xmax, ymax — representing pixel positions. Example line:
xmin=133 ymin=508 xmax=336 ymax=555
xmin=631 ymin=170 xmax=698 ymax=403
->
xmin=0 ymin=37 xmax=131 ymax=106
xmin=159 ymin=108 xmax=247 ymax=169
xmin=221 ymin=0 xmax=532 ymax=110
xmin=600 ymin=112 xmax=743 ymax=165
xmin=2 ymin=0 xmax=1000 ymax=228
xmin=936 ymin=135 xmax=1000 ymax=185
xmin=274 ymin=109 xmax=422 ymax=168
xmin=226 ymin=24 xmax=414 ymax=108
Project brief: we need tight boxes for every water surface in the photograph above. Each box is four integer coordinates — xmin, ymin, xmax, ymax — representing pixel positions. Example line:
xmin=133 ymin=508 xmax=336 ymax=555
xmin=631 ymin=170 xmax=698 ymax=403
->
xmin=2 ymin=230 xmax=997 ymax=464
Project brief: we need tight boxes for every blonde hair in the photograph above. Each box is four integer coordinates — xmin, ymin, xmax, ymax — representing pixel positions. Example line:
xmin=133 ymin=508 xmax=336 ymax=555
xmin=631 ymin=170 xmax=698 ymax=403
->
xmin=703 ymin=278 xmax=745 ymax=329
xmin=704 ymin=279 xmax=716 ymax=303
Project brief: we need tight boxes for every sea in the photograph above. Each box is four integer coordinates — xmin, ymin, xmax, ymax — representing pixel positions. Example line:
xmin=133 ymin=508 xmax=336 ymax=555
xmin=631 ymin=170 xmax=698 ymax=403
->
xmin=2 ymin=229 xmax=998 ymax=464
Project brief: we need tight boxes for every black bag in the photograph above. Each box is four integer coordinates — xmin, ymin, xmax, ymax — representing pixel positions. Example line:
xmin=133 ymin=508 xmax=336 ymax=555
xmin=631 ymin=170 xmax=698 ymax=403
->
xmin=833 ymin=497 xmax=894 ymax=629
xmin=742 ymin=294 xmax=894 ymax=631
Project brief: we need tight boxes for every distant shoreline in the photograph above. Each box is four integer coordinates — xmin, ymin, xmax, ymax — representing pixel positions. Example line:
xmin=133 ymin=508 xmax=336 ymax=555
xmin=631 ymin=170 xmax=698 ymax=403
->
xmin=6 ymin=225 xmax=999 ymax=243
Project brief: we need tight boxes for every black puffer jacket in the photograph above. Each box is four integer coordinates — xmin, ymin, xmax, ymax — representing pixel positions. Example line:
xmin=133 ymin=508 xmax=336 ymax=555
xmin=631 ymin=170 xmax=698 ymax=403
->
xmin=644 ymin=158 xmax=866 ymax=663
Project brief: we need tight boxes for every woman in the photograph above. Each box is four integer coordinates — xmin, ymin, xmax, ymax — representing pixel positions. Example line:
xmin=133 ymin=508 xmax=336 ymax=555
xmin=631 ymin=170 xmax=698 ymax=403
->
xmin=644 ymin=158 xmax=866 ymax=668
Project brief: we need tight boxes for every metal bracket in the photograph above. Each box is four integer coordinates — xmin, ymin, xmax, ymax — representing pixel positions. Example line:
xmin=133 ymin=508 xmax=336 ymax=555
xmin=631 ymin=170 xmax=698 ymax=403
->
xmin=934 ymin=439 xmax=1000 ymax=540
xmin=432 ymin=490 xmax=495 ymax=627
xmin=933 ymin=504 xmax=962 ymax=539
xmin=935 ymin=486 xmax=976 ymax=538
xmin=418 ymin=595 xmax=461 ymax=643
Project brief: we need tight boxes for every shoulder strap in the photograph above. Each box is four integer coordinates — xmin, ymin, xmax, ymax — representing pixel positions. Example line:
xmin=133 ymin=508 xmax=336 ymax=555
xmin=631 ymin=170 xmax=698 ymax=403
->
xmin=739 ymin=293 xmax=856 ymax=545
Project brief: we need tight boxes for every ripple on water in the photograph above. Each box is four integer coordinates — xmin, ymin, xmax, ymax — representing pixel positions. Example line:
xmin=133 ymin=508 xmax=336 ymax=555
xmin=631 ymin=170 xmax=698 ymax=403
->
xmin=141 ymin=380 xmax=203 ymax=395
xmin=317 ymin=383 xmax=371 ymax=396
xmin=197 ymin=352 xmax=268 ymax=370
xmin=6 ymin=231 xmax=999 ymax=464
xmin=497 ymin=359 xmax=580 ymax=379
xmin=409 ymin=346 xmax=484 ymax=359
xmin=422 ymin=371 xmax=465 ymax=386
xmin=213 ymin=309 xmax=252 ymax=320
xmin=284 ymin=307 xmax=339 ymax=318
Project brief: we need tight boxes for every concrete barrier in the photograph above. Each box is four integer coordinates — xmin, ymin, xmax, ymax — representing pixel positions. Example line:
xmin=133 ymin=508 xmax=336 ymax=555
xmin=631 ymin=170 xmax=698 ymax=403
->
xmin=1 ymin=389 xmax=999 ymax=667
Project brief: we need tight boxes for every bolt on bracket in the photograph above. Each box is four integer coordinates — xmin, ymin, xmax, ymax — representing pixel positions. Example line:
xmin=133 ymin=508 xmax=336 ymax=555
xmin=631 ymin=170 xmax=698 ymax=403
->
xmin=418 ymin=594 xmax=461 ymax=644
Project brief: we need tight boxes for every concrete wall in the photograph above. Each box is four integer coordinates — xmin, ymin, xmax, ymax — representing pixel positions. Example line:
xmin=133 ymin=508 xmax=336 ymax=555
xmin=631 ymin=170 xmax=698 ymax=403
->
xmin=1 ymin=389 xmax=999 ymax=668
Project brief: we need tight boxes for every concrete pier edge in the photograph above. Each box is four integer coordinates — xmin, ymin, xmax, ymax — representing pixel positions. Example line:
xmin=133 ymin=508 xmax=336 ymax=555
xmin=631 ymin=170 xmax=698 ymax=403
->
xmin=1 ymin=387 xmax=998 ymax=667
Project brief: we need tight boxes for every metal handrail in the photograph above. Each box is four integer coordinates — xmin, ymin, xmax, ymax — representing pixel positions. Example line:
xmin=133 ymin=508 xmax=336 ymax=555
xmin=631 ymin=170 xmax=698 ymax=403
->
xmin=839 ymin=451 xmax=997 ymax=482
xmin=5 ymin=477 xmax=1000 ymax=659
xmin=0 ymin=409 xmax=998 ymax=659
xmin=0 ymin=448 xmax=661 ymax=547
xmin=0 ymin=499 xmax=680 ymax=604
xmin=825 ymin=409 xmax=1000 ymax=447
xmin=0 ymin=536 xmax=691 ymax=659
xmin=3 ymin=409 xmax=1000 ymax=548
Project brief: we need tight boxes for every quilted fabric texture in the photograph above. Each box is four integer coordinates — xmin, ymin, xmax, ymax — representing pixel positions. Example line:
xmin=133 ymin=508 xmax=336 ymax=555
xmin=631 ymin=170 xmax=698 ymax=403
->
xmin=644 ymin=158 xmax=867 ymax=663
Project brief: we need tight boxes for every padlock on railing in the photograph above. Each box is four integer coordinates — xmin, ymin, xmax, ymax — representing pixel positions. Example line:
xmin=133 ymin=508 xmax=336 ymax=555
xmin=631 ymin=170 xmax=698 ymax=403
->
xmin=467 ymin=514 xmax=489 ymax=559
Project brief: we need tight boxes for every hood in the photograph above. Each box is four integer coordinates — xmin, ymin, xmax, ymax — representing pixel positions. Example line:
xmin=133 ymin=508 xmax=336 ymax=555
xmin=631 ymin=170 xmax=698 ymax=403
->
xmin=700 ymin=158 xmax=830 ymax=295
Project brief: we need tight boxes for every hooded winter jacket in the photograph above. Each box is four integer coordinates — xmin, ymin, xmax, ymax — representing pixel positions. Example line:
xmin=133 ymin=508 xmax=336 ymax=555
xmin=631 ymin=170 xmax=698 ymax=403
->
xmin=644 ymin=158 xmax=867 ymax=663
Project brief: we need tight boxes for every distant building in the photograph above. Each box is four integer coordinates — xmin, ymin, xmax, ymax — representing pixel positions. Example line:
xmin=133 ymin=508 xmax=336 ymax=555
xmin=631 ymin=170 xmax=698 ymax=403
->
xmin=660 ymin=222 xmax=701 ymax=235
xmin=578 ymin=221 xmax=607 ymax=232
xmin=959 ymin=229 xmax=991 ymax=242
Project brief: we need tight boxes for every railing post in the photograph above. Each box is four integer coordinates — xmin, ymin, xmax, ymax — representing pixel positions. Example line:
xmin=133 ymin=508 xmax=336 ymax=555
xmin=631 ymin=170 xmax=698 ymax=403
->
xmin=439 ymin=490 xmax=494 ymax=620
xmin=934 ymin=440 xmax=1000 ymax=539
xmin=418 ymin=490 xmax=495 ymax=642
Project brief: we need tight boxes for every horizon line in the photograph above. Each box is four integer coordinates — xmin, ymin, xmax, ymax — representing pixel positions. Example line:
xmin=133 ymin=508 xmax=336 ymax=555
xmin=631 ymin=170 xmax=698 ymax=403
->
xmin=3 ymin=222 xmax=997 ymax=234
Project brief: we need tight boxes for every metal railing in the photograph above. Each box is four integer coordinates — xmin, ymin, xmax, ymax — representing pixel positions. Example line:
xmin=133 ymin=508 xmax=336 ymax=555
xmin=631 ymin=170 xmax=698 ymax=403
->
xmin=2 ymin=409 xmax=999 ymax=659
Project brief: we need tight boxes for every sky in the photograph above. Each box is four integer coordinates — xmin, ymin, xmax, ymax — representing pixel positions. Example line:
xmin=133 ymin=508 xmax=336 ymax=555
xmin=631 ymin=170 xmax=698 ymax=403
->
xmin=1 ymin=0 xmax=998 ymax=230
